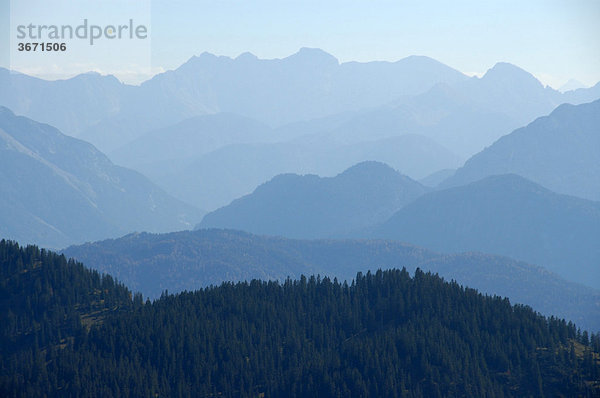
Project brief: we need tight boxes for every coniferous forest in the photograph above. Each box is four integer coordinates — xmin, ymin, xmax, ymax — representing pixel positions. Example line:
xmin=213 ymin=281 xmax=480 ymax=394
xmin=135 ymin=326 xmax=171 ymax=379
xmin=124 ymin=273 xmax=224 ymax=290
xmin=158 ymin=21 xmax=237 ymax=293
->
xmin=1 ymin=239 xmax=599 ymax=397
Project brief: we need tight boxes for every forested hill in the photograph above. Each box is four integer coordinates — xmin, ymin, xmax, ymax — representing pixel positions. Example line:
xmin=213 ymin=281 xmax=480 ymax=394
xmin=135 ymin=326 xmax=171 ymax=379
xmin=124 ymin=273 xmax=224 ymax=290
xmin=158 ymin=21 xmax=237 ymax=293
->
xmin=1 ymin=240 xmax=599 ymax=397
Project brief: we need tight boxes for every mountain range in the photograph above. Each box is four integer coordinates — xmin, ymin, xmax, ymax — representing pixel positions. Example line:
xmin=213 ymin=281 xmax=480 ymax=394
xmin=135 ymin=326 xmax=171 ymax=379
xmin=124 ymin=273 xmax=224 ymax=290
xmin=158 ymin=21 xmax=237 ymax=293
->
xmin=80 ymin=50 xmax=472 ymax=152
xmin=103 ymin=57 xmax=600 ymax=210
xmin=0 ymin=107 xmax=203 ymax=249
xmin=3 ymin=50 xmax=599 ymax=327
xmin=0 ymin=50 xmax=467 ymax=151
xmin=4 ymin=51 xmax=599 ymax=214
xmin=63 ymin=228 xmax=600 ymax=332
xmin=2 ymin=49 xmax=598 ymax=157
xmin=2 ymin=44 xmax=600 ymax=397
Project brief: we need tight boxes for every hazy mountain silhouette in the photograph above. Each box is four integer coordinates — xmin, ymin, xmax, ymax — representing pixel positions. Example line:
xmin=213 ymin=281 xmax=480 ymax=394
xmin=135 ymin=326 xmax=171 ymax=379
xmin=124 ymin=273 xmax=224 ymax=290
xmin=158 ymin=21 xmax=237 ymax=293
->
xmin=0 ymin=107 xmax=203 ymax=249
xmin=198 ymin=162 xmax=428 ymax=237
xmin=137 ymin=49 xmax=468 ymax=127
xmin=63 ymin=228 xmax=600 ymax=331
xmin=3 ymin=53 xmax=598 ymax=157
xmin=109 ymin=113 xmax=272 ymax=176
xmin=159 ymin=136 xmax=458 ymax=211
xmin=443 ymin=99 xmax=600 ymax=201
xmin=0 ymin=50 xmax=469 ymax=152
xmin=370 ymin=174 xmax=600 ymax=288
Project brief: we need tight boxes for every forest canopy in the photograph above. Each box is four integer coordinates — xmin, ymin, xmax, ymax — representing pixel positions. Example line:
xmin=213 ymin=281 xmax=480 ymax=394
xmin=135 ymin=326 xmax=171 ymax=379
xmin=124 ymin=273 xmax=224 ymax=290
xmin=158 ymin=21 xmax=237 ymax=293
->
xmin=1 ymin=239 xmax=598 ymax=397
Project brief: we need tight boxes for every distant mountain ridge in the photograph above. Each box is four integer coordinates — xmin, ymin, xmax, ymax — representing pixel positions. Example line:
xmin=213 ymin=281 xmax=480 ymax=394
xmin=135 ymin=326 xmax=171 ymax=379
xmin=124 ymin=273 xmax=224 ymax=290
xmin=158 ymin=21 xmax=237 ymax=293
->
xmin=0 ymin=107 xmax=203 ymax=249
xmin=3 ymin=49 xmax=598 ymax=155
xmin=370 ymin=174 xmax=600 ymax=288
xmin=198 ymin=161 xmax=428 ymax=237
xmin=63 ymin=228 xmax=600 ymax=332
xmin=81 ymin=50 xmax=465 ymax=152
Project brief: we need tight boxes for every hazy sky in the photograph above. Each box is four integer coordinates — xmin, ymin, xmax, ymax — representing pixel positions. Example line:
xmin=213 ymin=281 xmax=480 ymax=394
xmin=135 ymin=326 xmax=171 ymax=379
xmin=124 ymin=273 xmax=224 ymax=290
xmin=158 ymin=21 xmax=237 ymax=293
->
xmin=2 ymin=0 xmax=599 ymax=88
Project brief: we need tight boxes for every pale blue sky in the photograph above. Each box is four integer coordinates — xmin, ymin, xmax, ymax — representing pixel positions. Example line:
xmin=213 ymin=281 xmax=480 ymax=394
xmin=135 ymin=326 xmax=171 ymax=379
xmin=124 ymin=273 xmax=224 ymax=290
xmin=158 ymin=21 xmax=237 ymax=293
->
xmin=2 ymin=0 xmax=599 ymax=88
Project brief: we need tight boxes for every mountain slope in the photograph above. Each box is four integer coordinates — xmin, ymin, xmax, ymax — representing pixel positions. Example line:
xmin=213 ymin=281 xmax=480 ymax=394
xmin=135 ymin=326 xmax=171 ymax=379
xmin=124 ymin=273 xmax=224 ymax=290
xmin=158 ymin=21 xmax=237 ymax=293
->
xmin=370 ymin=174 xmax=600 ymax=288
xmin=63 ymin=229 xmax=600 ymax=331
xmin=198 ymin=162 xmax=428 ymax=237
xmin=0 ymin=107 xmax=203 ymax=249
xmin=442 ymin=99 xmax=600 ymax=201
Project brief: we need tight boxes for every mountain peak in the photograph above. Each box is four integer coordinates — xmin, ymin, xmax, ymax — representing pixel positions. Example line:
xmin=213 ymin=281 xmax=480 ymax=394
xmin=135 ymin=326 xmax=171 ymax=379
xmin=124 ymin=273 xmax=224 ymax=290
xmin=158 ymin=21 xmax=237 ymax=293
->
xmin=198 ymin=51 xmax=219 ymax=59
xmin=236 ymin=51 xmax=258 ymax=61
xmin=176 ymin=52 xmax=229 ymax=74
xmin=285 ymin=47 xmax=339 ymax=66
xmin=70 ymin=71 xmax=121 ymax=85
xmin=481 ymin=62 xmax=543 ymax=88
